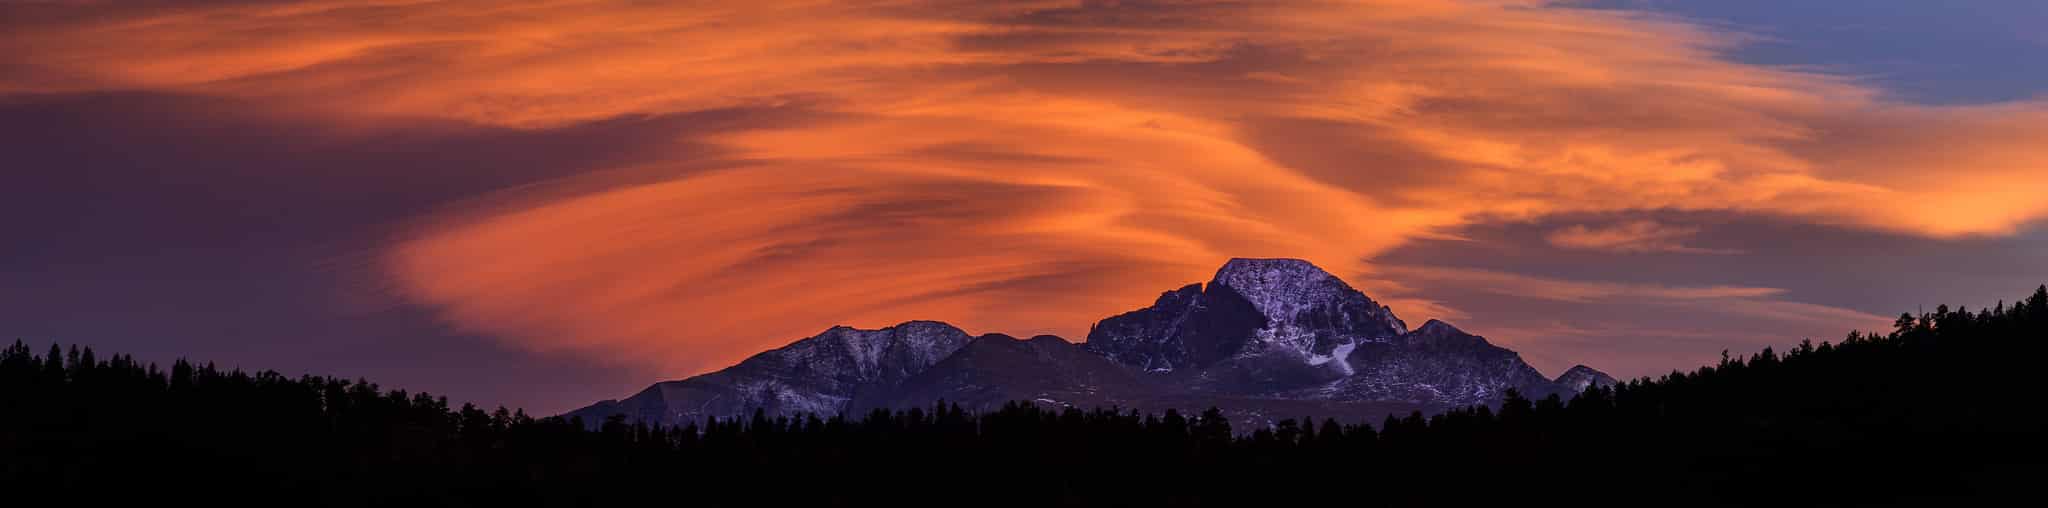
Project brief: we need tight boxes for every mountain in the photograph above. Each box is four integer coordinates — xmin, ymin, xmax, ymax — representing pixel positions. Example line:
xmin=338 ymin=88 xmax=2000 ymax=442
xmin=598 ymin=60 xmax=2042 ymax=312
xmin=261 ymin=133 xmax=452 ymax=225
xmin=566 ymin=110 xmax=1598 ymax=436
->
xmin=1286 ymin=319 xmax=1562 ymax=406
xmin=1554 ymin=364 xmax=1620 ymax=393
xmin=569 ymin=258 xmax=1613 ymax=427
xmin=1085 ymin=258 xmax=1406 ymax=381
xmin=1087 ymin=258 xmax=1412 ymax=394
xmin=1088 ymin=259 xmax=1584 ymax=406
xmin=849 ymin=334 xmax=1160 ymax=414
xmin=849 ymin=333 xmax=1444 ymax=426
xmin=569 ymin=321 xmax=970 ymax=425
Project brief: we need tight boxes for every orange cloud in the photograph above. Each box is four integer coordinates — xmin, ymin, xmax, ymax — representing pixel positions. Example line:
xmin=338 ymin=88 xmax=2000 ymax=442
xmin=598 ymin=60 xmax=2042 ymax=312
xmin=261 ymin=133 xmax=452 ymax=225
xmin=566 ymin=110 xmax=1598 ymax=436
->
xmin=1372 ymin=264 xmax=1893 ymax=328
xmin=1546 ymin=220 xmax=1737 ymax=254
xmin=1373 ymin=265 xmax=1794 ymax=304
xmin=7 ymin=1 xmax=2042 ymax=374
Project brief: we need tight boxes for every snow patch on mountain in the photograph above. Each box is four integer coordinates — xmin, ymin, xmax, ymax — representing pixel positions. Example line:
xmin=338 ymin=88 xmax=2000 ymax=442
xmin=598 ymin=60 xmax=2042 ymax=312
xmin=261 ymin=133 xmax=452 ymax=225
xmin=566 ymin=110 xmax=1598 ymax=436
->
xmin=1212 ymin=258 xmax=1353 ymax=325
xmin=1309 ymin=341 xmax=1359 ymax=375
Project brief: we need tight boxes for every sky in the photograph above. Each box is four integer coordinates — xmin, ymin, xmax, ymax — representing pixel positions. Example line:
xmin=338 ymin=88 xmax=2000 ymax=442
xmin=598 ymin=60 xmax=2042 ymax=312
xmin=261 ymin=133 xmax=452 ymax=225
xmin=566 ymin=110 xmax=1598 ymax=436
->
xmin=4 ymin=0 xmax=2045 ymax=415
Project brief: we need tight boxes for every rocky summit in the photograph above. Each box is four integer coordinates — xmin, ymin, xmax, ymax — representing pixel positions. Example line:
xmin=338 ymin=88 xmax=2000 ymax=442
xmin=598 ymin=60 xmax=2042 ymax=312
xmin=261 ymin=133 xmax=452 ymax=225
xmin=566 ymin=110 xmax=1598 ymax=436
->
xmin=568 ymin=258 xmax=1613 ymax=427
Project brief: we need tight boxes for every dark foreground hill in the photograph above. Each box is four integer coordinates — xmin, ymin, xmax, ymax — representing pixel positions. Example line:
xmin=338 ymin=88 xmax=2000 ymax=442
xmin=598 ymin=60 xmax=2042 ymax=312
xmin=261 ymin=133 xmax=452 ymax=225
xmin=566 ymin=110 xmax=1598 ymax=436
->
xmin=5 ymin=286 xmax=2048 ymax=506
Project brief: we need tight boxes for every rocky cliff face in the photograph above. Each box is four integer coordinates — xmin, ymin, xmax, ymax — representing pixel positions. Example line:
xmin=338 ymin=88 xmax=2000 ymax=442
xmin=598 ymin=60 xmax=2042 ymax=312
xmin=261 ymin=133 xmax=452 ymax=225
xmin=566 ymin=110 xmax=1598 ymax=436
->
xmin=1296 ymin=319 xmax=1560 ymax=406
xmin=1085 ymin=259 xmax=1408 ymax=378
xmin=570 ymin=259 xmax=1614 ymax=428
xmin=851 ymin=334 xmax=1159 ymax=414
xmin=1208 ymin=258 xmax=1409 ymax=366
xmin=567 ymin=321 xmax=970 ymax=425
xmin=1084 ymin=283 xmax=1265 ymax=373
xmin=1086 ymin=259 xmax=1581 ymax=406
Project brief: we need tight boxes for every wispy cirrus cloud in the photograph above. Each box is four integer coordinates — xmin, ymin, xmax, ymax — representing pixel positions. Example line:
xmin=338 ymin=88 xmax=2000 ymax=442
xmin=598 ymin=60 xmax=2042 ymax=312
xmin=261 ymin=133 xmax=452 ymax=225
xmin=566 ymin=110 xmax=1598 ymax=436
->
xmin=1545 ymin=220 xmax=1740 ymax=254
xmin=1374 ymin=264 xmax=1790 ymax=304
xmin=1367 ymin=263 xmax=1897 ymax=377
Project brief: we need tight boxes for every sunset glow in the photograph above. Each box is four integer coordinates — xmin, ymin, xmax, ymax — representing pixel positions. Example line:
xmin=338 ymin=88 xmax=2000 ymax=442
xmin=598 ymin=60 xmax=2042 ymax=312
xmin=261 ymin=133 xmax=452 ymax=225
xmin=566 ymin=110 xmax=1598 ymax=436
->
xmin=6 ymin=0 xmax=2044 ymax=412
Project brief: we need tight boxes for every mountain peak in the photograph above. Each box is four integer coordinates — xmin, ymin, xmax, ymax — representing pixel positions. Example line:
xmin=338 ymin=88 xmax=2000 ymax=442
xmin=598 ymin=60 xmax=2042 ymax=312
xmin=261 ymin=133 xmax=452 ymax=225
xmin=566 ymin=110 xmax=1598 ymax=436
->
xmin=1218 ymin=256 xmax=1323 ymax=270
xmin=1085 ymin=257 xmax=1416 ymax=382
xmin=1210 ymin=258 xmax=1344 ymax=316
xmin=795 ymin=320 xmax=972 ymax=382
xmin=822 ymin=320 xmax=957 ymax=334
xmin=1206 ymin=258 xmax=1406 ymax=337
xmin=1554 ymin=364 xmax=1619 ymax=392
xmin=1415 ymin=319 xmax=1460 ymax=334
xmin=1213 ymin=258 xmax=1332 ymax=285
xmin=1406 ymin=319 xmax=1492 ymax=349
xmin=884 ymin=320 xmax=962 ymax=332
xmin=1026 ymin=335 xmax=1071 ymax=345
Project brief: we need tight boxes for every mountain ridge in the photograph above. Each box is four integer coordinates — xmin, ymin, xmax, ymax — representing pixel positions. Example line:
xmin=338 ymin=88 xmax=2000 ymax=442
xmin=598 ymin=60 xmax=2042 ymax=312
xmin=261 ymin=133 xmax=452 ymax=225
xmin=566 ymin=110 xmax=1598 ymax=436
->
xmin=567 ymin=258 xmax=1611 ymax=427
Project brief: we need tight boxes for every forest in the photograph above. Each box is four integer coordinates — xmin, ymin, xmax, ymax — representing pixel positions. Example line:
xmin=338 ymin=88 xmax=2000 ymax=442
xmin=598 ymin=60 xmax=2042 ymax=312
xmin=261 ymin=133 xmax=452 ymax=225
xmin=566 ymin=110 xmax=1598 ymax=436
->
xmin=6 ymin=286 xmax=2047 ymax=506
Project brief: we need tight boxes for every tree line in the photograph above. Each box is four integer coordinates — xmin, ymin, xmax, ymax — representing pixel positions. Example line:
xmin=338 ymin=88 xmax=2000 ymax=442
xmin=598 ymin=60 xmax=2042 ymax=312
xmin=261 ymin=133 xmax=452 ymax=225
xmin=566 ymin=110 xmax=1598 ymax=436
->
xmin=5 ymin=286 xmax=2047 ymax=506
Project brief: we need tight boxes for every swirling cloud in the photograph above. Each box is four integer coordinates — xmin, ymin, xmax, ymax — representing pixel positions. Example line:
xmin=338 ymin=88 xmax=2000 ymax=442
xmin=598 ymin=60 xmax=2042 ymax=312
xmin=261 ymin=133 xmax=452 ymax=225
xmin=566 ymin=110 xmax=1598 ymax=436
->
xmin=8 ymin=1 xmax=2041 ymax=376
